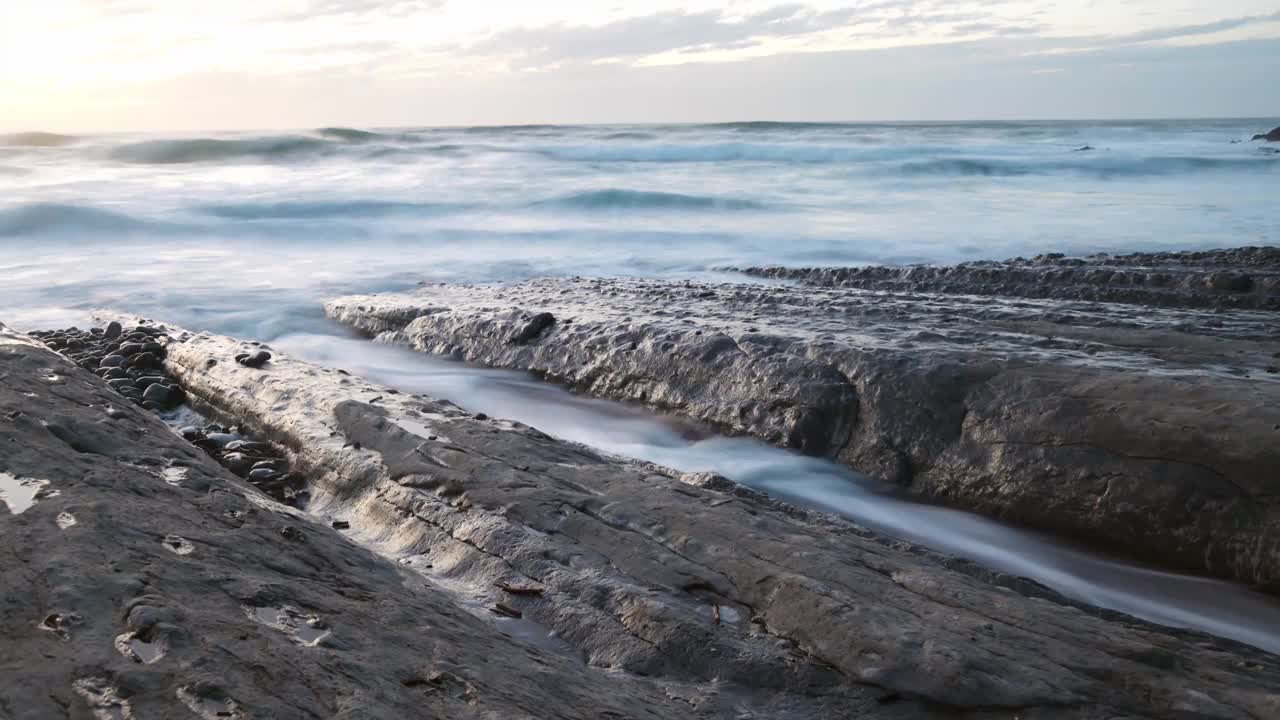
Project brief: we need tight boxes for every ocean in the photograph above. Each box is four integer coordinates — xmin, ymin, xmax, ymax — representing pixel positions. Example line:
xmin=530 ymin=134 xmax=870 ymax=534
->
xmin=4 ymin=119 xmax=1280 ymax=651
xmin=1 ymin=118 xmax=1276 ymax=334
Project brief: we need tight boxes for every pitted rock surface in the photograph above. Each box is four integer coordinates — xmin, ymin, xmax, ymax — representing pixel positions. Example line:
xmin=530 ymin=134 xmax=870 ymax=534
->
xmin=47 ymin=316 xmax=1280 ymax=719
xmin=324 ymin=267 xmax=1280 ymax=590
xmin=3 ymin=323 xmax=876 ymax=719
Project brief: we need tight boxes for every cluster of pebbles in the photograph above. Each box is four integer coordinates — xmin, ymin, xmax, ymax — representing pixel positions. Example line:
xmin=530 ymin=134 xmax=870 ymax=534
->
xmin=32 ymin=322 xmax=306 ymax=507
xmin=29 ymin=322 xmax=185 ymax=412
xmin=180 ymin=424 xmax=307 ymax=506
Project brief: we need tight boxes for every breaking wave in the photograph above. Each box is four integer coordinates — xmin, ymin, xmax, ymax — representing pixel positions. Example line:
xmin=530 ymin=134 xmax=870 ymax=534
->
xmin=197 ymin=199 xmax=470 ymax=220
xmin=897 ymin=155 xmax=1279 ymax=179
xmin=110 ymin=135 xmax=332 ymax=164
xmin=0 ymin=131 xmax=78 ymax=148
xmin=0 ymin=203 xmax=169 ymax=237
xmin=537 ymin=189 xmax=766 ymax=211
xmin=539 ymin=142 xmax=874 ymax=164
xmin=315 ymin=127 xmax=383 ymax=143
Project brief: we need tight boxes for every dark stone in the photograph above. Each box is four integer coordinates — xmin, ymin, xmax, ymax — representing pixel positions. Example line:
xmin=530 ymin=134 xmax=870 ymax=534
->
xmin=237 ymin=350 xmax=272 ymax=369
xmin=104 ymin=321 xmax=123 ymax=339
xmin=128 ymin=352 xmax=159 ymax=369
xmin=331 ymin=520 xmax=350 ymax=530
xmin=142 ymin=383 xmax=179 ymax=407
xmin=1251 ymin=126 xmax=1280 ymax=142
xmin=100 ymin=354 xmax=127 ymax=368
xmin=509 ymin=312 xmax=556 ymax=345
xmin=221 ymin=452 xmax=254 ymax=473
xmin=203 ymin=433 xmax=241 ymax=449
xmin=225 ymin=440 xmax=272 ymax=454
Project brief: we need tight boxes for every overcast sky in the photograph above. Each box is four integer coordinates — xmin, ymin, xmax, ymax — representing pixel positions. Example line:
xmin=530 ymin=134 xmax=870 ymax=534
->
xmin=2 ymin=1 xmax=1278 ymax=131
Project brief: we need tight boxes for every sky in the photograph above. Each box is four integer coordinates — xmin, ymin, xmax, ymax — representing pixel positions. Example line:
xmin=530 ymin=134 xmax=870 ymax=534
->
xmin=2 ymin=1 xmax=1279 ymax=131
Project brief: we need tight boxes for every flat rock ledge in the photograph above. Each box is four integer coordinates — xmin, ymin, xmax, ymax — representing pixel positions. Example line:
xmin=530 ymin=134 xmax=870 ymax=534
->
xmin=324 ymin=261 xmax=1280 ymax=591
xmin=7 ymin=319 xmax=1280 ymax=719
xmin=736 ymin=247 xmax=1280 ymax=311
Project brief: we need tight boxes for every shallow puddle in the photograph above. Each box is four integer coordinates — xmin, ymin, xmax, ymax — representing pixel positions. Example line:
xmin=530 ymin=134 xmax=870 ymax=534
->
xmin=247 ymin=605 xmax=331 ymax=646
xmin=0 ymin=473 xmax=51 ymax=515
xmin=161 ymin=467 xmax=188 ymax=487
xmin=114 ymin=632 xmax=165 ymax=664
xmin=391 ymin=415 xmax=452 ymax=445
xmin=73 ymin=678 xmax=131 ymax=720
xmin=177 ymin=687 xmax=243 ymax=720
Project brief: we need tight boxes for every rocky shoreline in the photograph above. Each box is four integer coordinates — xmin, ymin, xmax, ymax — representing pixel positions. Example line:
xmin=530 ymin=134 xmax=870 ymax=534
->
xmin=5 ymin=318 xmax=1280 ymax=718
xmin=735 ymin=246 xmax=1280 ymax=310
xmin=325 ymin=247 xmax=1280 ymax=591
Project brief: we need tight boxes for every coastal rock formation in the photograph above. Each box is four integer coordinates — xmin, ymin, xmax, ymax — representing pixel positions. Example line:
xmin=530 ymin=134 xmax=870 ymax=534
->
xmin=736 ymin=247 xmax=1280 ymax=310
xmin=1252 ymin=126 xmax=1280 ymax=142
xmin=13 ymin=317 xmax=1270 ymax=719
xmin=325 ymin=250 xmax=1280 ymax=590
xmin=2 ymin=325 xmax=729 ymax=719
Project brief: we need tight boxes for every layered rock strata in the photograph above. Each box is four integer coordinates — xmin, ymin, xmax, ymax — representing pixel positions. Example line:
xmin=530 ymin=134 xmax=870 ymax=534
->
xmin=324 ymin=258 xmax=1280 ymax=589
xmin=735 ymin=247 xmax=1280 ymax=311
xmin=23 ymin=318 xmax=1275 ymax=718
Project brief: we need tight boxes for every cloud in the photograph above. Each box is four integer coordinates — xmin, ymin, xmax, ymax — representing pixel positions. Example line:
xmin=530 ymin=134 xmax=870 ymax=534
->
xmin=468 ymin=2 xmax=1042 ymax=69
xmin=1115 ymin=10 xmax=1280 ymax=45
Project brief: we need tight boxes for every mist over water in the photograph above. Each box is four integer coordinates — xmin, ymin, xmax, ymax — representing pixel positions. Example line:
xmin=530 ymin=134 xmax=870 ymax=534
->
xmin=3 ymin=120 xmax=1279 ymax=651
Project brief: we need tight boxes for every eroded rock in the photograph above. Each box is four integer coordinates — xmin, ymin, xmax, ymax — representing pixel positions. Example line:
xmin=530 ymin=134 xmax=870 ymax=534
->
xmin=324 ymin=264 xmax=1280 ymax=591
xmin=62 ymin=316 xmax=1280 ymax=718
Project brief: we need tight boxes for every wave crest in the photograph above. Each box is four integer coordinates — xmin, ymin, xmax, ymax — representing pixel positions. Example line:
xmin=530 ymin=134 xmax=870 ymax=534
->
xmin=110 ymin=136 xmax=330 ymax=164
xmin=539 ymin=189 xmax=765 ymax=211
xmin=898 ymin=155 xmax=1278 ymax=179
xmin=1 ymin=132 xmax=78 ymax=148
xmin=196 ymin=200 xmax=467 ymax=220
xmin=0 ymin=203 xmax=165 ymax=237
xmin=315 ymin=127 xmax=382 ymax=143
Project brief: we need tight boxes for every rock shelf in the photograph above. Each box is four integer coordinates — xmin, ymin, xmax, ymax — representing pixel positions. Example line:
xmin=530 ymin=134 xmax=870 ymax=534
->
xmin=324 ymin=249 xmax=1280 ymax=589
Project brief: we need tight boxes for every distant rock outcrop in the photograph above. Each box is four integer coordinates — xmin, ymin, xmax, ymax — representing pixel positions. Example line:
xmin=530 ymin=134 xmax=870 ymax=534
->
xmin=1251 ymin=126 xmax=1280 ymax=142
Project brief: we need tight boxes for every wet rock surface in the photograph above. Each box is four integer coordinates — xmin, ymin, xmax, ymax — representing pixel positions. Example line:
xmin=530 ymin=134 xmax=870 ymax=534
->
xmin=30 ymin=323 xmax=305 ymax=507
xmin=735 ymin=247 xmax=1280 ymax=311
xmin=325 ymin=256 xmax=1280 ymax=590
xmin=73 ymin=315 xmax=1280 ymax=717
xmin=49 ymin=317 xmax=1280 ymax=718
xmin=5 ymin=322 xmax=877 ymax=719
xmin=1252 ymin=126 xmax=1280 ymax=142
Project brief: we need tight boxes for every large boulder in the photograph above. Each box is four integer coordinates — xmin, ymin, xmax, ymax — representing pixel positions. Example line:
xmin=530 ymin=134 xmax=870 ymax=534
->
xmin=1252 ymin=126 xmax=1280 ymax=142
